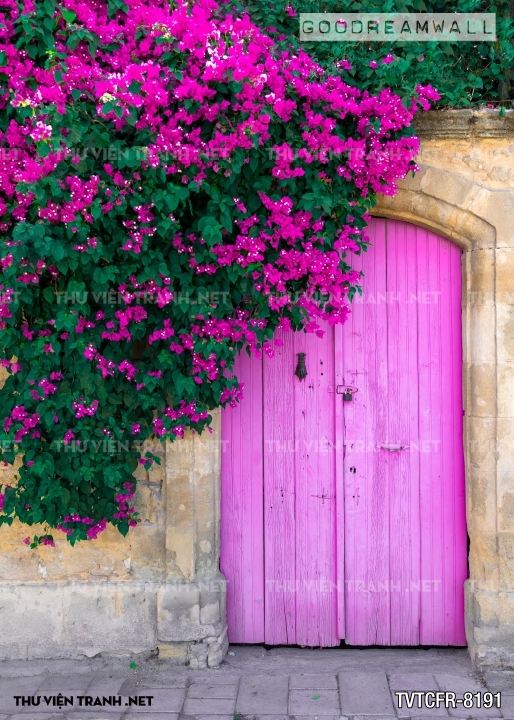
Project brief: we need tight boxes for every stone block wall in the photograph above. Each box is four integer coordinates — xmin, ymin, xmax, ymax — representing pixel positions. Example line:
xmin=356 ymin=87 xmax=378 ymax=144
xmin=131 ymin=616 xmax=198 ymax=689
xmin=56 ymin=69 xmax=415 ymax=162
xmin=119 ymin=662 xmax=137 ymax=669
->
xmin=0 ymin=409 xmax=227 ymax=668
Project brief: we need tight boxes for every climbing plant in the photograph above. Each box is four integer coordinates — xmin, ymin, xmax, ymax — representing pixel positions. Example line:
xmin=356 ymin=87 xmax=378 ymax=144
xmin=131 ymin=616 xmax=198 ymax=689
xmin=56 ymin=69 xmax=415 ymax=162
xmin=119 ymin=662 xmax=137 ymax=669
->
xmin=0 ymin=0 xmax=441 ymax=545
xmin=225 ymin=0 xmax=514 ymax=107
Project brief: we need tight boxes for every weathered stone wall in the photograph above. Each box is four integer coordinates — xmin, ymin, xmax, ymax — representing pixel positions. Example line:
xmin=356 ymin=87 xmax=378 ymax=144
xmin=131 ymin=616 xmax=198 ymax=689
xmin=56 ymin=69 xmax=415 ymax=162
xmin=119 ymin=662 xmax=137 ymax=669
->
xmin=0 ymin=109 xmax=512 ymax=669
xmin=0 ymin=410 xmax=227 ymax=667
xmin=375 ymin=108 xmax=514 ymax=669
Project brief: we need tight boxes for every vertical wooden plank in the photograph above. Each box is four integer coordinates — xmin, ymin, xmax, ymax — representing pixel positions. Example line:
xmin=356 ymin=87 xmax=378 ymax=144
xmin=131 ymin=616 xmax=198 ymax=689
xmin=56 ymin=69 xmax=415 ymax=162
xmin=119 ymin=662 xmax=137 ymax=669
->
xmin=335 ymin=323 xmax=345 ymax=639
xmin=418 ymin=231 xmax=467 ymax=645
xmin=445 ymin=240 xmax=467 ymax=645
xmin=220 ymin=350 xmax=265 ymax=642
xmin=294 ymin=325 xmax=339 ymax=647
xmin=263 ymin=330 xmax=297 ymax=644
xmin=385 ymin=220 xmax=421 ymax=645
xmin=343 ymin=219 xmax=391 ymax=645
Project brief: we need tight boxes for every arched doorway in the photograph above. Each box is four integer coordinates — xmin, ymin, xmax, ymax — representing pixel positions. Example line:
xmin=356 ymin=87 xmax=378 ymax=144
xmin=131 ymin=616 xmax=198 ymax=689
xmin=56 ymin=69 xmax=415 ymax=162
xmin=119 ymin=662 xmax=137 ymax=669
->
xmin=220 ymin=218 xmax=467 ymax=647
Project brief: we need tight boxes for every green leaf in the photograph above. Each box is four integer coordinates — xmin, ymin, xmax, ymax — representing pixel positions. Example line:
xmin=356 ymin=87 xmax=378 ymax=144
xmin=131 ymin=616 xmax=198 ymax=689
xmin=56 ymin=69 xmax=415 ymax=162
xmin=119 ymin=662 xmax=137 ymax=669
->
xmin=61 ymin=7 xmax=77 ymax=23
xmin=43 ymin=287 xmax=54 ymax=303
xmin=44 ymin=0 xmax=56 ymax=16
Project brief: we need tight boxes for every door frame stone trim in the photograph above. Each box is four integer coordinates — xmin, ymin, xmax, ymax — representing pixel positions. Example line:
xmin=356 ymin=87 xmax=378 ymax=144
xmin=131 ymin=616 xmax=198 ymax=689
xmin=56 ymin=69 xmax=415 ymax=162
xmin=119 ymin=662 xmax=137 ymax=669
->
xmin=373 ymin=160 xmax=514 ymax=668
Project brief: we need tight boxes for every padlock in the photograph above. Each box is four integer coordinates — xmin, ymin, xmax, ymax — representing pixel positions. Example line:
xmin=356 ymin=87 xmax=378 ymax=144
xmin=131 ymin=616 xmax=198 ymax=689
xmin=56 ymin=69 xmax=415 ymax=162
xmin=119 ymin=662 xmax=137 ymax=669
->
xmin=343 ymin=390 xmax=353 ymax=401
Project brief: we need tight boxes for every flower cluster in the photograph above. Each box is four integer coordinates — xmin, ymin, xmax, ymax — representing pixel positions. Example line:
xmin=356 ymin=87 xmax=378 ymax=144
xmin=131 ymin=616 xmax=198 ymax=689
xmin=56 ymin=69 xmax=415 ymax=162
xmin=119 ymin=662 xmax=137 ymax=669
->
xmin=0 ymin=0 xmax=438 ymax=545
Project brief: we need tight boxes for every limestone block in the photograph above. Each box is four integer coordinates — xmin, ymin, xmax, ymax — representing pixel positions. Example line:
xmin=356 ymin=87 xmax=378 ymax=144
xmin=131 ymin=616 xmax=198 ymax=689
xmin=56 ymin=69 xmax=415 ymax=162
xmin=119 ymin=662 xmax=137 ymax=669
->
xmin=470 ymin=587 xmax=500 ymax=629
xmin=157 ymin=642 xmax=188 ymax=662
xmin=468 ymin=248 xmax=495 ymax=305
xmin=497 ymin=304 xmax=514 ymax=363
xmin=481 ymin=192 xmax=514 ymax=248
xmin=62 ymin=582 xmax=158 ymax=657
xmin=499 ymin=534 xmax=514 ymax=590
xmin=414 ymin=111 xmax=474 ymax=140
xmin=192 ymin=411 xmax=221 ymax=576
xmin=419 ymin=165 xmax=478 ymax=208
xmin=188 ymin=640 xmax=208 ymax=669
xmin=468 ymin=362 xmax=497 ymax=419
xmin=157 ymin=583 xmax=202 ymax=641
xmin=134 ymin=479 xmax=166 ymax=527
xmin=156 ymin=579 xmax=226 ymax=643
xmin=496 ymin=249 xmax=514 ymax=305
xmin=496 ymin=418 xmax=514 ymax=481
xmin=0 ymin=582 xmax=158 ymax=659
xmin=199 ymin=574 xmax=226 ymax=626
xmin=468 ymin=532 xmax=499 ymax=590
xmin=497 ymin=363 xmax=514 ymax=419
xmin=165 ymin=437 xmax=195 ymax=582
xmin=208 ymin=626 xmax=229 ymax=668
xmin=0 ymin=585 xmax=65 ymax=659
xmin=464 ymin=417 xmax=497 ymax=539
xmin=187 ymin=624 xmax=228 ymax=669
xmin=128 ymin=526 xmax=166 ymax=582
xmin=414 ymin=135 xmax=514 ymax=190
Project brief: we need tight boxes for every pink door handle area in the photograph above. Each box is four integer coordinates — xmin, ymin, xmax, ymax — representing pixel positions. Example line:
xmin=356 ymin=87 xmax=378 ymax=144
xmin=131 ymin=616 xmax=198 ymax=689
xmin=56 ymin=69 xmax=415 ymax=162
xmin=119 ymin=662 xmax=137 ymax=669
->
xmin=377 ymin=443 xmax=409 ymax=452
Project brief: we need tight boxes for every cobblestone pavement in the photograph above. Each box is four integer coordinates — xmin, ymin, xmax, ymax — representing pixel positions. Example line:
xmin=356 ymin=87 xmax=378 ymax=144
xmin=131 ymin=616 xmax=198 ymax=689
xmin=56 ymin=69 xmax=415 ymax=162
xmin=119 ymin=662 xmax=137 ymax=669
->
xmin=0 ymin=646 xmax=513 ymax=720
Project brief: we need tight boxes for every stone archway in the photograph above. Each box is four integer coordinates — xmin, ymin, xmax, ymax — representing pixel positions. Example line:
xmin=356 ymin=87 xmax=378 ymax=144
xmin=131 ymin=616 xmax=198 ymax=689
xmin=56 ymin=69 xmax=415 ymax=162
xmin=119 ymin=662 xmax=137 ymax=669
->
xmin=373 ymin=152 xmax=514 ymax=668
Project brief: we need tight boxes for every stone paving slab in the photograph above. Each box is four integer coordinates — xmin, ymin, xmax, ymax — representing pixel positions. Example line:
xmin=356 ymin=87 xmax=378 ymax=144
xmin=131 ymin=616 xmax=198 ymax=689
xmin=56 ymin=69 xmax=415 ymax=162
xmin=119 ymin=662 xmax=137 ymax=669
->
xmin=0 ymin=675 xmax=46 ymax=694
xmin=39 ymin=676 xmax=92 ymax=692
xmin=389 ymin=673 xmax=449 ymax=717
xmin=292 ymin=716 xmax=342 ymax=720
xmin=0 ymin=696 xmax=54 ymax=714
xmin=132 ymin=678 xmax=190 ymax=689
xmin=183 ymin=695 xmax=236 ymax=714
xmin=86 ymin=678 xmax=126 ymax=696
xmin=485 ymin=672 xmax=514 ymax=694
xmin=123 ymin=715 xmax=179 ymax=720
xmin=288 ymin=688 xmax=341 ymax=715
xmin=500 ymin=694 xmax=514 ymax=718
xmin=185 ymin=674 xmax=241 ymax=685
xmin=180 ymin=716 xmax=233 ymax=720
xmin=349 ymin=716 xmax=414 ymax=720
xmin=186 ymin=683 xmax=238 ymax=698
xmin=7 ymin=716 xmax=60 ymax=720
xmin=434 ymin=673 xmax=499 ymax=718
xmin=339 ymin=670 xmax=396 ymax=716
xmin=127 ymin=688 xmax=186 ymax=712
xmin=289 ymin=674 xmax=339 ymax=689
xmin=236 ymin=676 xmax=289 ymax=714
xmin=67 ymin=714 xmax=124 ymax=720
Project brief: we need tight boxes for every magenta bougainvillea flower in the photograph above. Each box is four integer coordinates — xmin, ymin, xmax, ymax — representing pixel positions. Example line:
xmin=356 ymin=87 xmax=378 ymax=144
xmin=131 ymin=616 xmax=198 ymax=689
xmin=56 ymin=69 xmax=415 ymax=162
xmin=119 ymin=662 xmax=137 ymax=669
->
xmin=0 ymin=0 xmax=439 ymax=545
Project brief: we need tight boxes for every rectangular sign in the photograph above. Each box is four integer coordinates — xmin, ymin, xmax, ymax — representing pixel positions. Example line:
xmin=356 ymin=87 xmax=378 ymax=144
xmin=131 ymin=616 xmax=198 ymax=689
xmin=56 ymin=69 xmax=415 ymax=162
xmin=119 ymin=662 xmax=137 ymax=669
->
xmin=299 ymin=13 xmax=496 ymax=41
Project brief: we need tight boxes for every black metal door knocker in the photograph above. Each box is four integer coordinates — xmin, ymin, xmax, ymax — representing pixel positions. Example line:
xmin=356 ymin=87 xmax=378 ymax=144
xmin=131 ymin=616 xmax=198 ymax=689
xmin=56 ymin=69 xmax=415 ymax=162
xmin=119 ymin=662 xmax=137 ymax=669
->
xmin=294 ymin=352 xmax=307 ymax=381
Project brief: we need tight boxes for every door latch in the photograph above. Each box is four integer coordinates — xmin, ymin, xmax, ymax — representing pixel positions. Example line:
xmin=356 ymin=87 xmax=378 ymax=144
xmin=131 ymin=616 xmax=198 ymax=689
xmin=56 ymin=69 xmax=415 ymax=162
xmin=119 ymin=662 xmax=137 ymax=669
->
xmin=336 ymin=385 xmax=358 ymax=401
xmin=377 ymin=443 xmax=410 ymax=452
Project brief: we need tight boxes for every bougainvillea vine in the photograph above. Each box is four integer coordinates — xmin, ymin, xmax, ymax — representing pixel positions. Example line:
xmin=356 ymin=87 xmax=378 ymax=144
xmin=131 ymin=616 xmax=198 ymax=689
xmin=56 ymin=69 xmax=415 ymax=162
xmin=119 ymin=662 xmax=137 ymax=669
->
xmin=0 ymin=0 xmax=439 ymax=545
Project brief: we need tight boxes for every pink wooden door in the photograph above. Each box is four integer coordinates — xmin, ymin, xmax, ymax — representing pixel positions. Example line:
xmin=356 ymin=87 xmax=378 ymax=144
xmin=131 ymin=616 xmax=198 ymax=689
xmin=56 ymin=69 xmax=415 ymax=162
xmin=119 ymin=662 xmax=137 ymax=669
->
xmin=221 ymin=329 xmax=340 ymax=646
xmin=220 ymin=218 xmax=467 ymax=647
